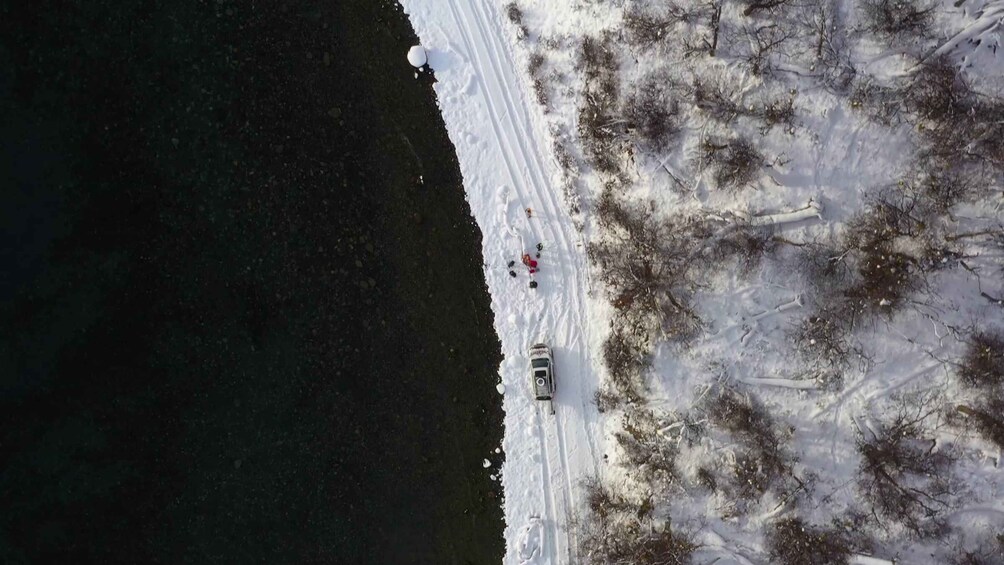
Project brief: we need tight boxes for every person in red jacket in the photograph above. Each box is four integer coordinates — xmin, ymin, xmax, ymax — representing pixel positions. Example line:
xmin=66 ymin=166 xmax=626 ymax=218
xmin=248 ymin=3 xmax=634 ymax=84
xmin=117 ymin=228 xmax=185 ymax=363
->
xmin=521 ymin=253 xmax=538 ymax=274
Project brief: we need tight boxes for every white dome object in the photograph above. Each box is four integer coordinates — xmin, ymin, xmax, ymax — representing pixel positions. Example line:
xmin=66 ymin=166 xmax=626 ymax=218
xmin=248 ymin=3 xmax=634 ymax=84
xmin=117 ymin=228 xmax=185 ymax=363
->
xmin=407 ymin=45 xmax=427 ymax=68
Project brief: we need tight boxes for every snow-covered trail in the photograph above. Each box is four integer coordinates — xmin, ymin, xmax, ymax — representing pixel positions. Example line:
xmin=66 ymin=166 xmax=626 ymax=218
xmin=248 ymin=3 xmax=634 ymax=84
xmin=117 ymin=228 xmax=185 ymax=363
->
xmin=398 ymin=1 xmax=602 ymax=563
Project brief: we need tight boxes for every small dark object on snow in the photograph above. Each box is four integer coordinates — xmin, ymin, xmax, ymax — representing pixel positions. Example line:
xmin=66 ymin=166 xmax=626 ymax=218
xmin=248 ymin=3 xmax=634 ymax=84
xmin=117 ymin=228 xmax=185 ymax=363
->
xmin=536 ymin=242 xmax=543 ymax=251
xmin=509 ymin=270 xmax=517 ymax=277
xmin=536 ymin=253 xmax=540 ymax=258
xmin=507 ymin=260 xmax=516 ymax=268
xmin=525 ymin=207 xmax=532 ymax=218
xmin=529 ymin=281 xmax=538 ymax=289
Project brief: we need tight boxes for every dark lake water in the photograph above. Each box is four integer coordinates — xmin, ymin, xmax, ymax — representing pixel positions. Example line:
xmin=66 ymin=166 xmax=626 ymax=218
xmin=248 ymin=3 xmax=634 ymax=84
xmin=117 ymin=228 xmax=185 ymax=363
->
xmin=0 ymin=1 xmax=504 ymax=563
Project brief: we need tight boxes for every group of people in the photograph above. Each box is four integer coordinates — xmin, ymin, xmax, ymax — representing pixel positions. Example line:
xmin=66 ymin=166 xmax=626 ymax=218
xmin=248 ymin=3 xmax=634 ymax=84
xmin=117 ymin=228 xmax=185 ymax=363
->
xmin=508 ymin=242 xmax=544 ymax=289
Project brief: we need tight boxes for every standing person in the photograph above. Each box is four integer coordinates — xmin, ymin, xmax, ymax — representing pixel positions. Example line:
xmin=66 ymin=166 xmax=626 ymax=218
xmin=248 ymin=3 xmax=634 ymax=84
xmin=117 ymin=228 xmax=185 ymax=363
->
xmin=521 ymin=253 xmax=537 ymax=274
xmin=525 ymin=207 xmax=532 ymax=218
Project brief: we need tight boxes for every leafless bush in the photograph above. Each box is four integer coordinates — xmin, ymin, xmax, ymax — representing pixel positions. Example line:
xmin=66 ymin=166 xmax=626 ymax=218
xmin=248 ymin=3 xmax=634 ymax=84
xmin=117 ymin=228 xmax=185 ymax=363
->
xmin=700 ymin=137 xmax=763 ymax=190
xmin=800 ymin=0 xmax=857 ymax=92
xmin=906 ymin=57 xmax=971 ymax=124
xmin=691 ymin=76 xmax=796 ymax=133
xmin=590 ymin=188 xmax=706 ymax=346
xmin=583 ymin=477 xmax=637 ymax=523
xmin=958 ymin=330 xmax=1004 ymax=389
xmin=623 ymin=1 xmax=698 ymax=49
xmin=859 ymin=0 xmax=934 ymax=39
xmin=955 ymin=400 xmax=1004 ymax=451
xmin=682 ymin=3 xmax=723 ymax=58
xmin=696 ymin=467 xmax=718 ymax=491
xmin=766 ymin=517 xmax=852 ymax=565
xmin=505 ymin=2 xmax=529 ymax=40
xmin=622 ymin=71 xmax=681 ymax=153
xmin=796 ymin=243 xmax=854 ymax=301
xmin=705 ymin=386 xmax=790 ymax=499
xmin=711 ymin=222 xmax=780 ymax=275
xmin=579 ymin=95 xmax=624 ymax=175
xmin=950 ymin=532 xmax=1004 ymax=565
xmin=580 ymin=477 xmax=695 ymax=565
xmin=917 ymin=166 xmax=986 ymax=212
xmin=616 ymin=408 xmax=682 ymax=488
xmin=528 ymin=52 xmax=549 ymax=107
xmin=580 ymin=520 xmax=696 ymax=565
xmin=755 ymin=97 xmax=796 ymax=133
xmin=740 ymin=0 xmax=797 ymax=16
xmin=727 ymin=22 xmax=797 ymax=76
xmin=577 ymin=36 xmax=623 ymax=174
xmin=839 ymin=188 xmax=937 ymax=315
xmin=843 ymin=248 xmax=918 ymax=315
xmin=793 ymin=309 xmax=856 ymax=370
xmin=602 ymin=327 xmax=650 ymax=401
xmin=856 ymin=391 xmax=958 ymax=536
xmin=850 ymin=80 xmax=902 ymax=125
xmin=692 ymin=76 xmax=741 ymax=122
xmin=594 ymin=387 xmax=623 ymax=413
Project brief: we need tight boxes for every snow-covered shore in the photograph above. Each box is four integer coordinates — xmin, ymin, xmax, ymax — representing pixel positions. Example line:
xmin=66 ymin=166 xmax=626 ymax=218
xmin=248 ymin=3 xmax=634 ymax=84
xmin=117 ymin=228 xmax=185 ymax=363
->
xmin=398 ymin=1 xmax=604 ymax=563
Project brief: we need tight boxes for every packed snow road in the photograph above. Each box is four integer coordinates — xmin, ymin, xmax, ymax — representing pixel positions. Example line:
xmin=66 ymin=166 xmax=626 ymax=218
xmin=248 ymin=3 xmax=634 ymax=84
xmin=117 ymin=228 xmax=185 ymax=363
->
xmin=398 ymin=1 xmax=604 ymax=563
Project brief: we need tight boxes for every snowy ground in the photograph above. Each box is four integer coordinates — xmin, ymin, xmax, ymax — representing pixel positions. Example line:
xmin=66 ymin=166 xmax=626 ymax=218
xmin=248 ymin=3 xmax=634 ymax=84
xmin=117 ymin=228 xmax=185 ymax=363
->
xmin=399 ymin=0 xmax=1004 ymax=563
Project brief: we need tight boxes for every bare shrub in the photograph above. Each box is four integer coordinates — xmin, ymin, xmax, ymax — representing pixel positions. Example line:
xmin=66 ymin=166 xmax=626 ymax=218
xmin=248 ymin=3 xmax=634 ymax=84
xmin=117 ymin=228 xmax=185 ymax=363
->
xmin=590 ymin=188 xmax=706 ymax=346
xmin=692 ymin=76 xmax=741 ymax=122
xmin=583 ymin=477 xmax=636 ymax=523
xmin=691 ymin=76 xmax=796 ymax=132
xmin=504 ymin=2 xmax=529 ymax=40
xmin=705 ymin=386 xmax=790 ymax=499
xmin=594 ymin=387 xmax=622 ymax=413
xmin=856 ymin=391 xmax=957 ymax=536
xmin=579 ymin=95 xmax=623 ymax=175
xmin=505 ymin=2 xmax=522 ymax=25
xmin=843 ymin=248 xmax=918 ymax=315
xmin=740 ymin=0 xmax=797 ymax=16
xmin=622 ymin=70 xmax=681 ymax=153
xmin=950 ymin=533 xmax=1004 ymax=565
xmin=839 ymin=188 xmax=938 ymax=315
xmin=696 ymin=467 xmax=718 ymax=491
xmin=727 ymin=22 xmax=797 ymax=76
xmin=616 ymin=409 xmax=681 ymax=488
xmin=766 ymin=517 xmax=852 ymax=565
xmin=800 ymin=0 xmax=857 ymax=92
xmin=528 ymin=52 xmax=549 ymax=107
xmin=859 ymin=0 xmax=934 ymax=39
xmin=682 ymin=3 xmax=723 ymax=58
xmin=850 ymin=80 xmax=902 ymax=125
xmin=577 ymin=36 xmax=622 ymax=174
xmin=623 ymin=2 xmax=697 ymax=49
xmin=918 ymin=167 xmax=986 ymax=212
xmin=700 ymin=137 xmax=763 ymax=190
xmin=602 ymin=327 xmax=650 ymax=401
xmin=958 ymin=330 xmax=1004 ymax=389
xmin=579 ymin=476 xmax=695 ymax=565
xmin=577 ymin=35 xmax=618 ymax=103
xmin=793 ymin=309 xmax=856 ymax=370
xmin=955 ymin=401 xmax=1004 ymax=451
xmin=580 ymin=521 xmax=696 ymax=565
xmin=755 ymin=97 xmax=796 ymax=133
xmin=907 ymin=57 xmax=971 ymax=123
xmin=711 ymin=223 xmax=779 ymax=275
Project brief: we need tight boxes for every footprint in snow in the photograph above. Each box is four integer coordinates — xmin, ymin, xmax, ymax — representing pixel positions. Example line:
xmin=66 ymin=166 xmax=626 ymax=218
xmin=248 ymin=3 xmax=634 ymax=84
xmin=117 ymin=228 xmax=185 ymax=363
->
xmin=517 ymin=516 xmax=543 ymax=563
